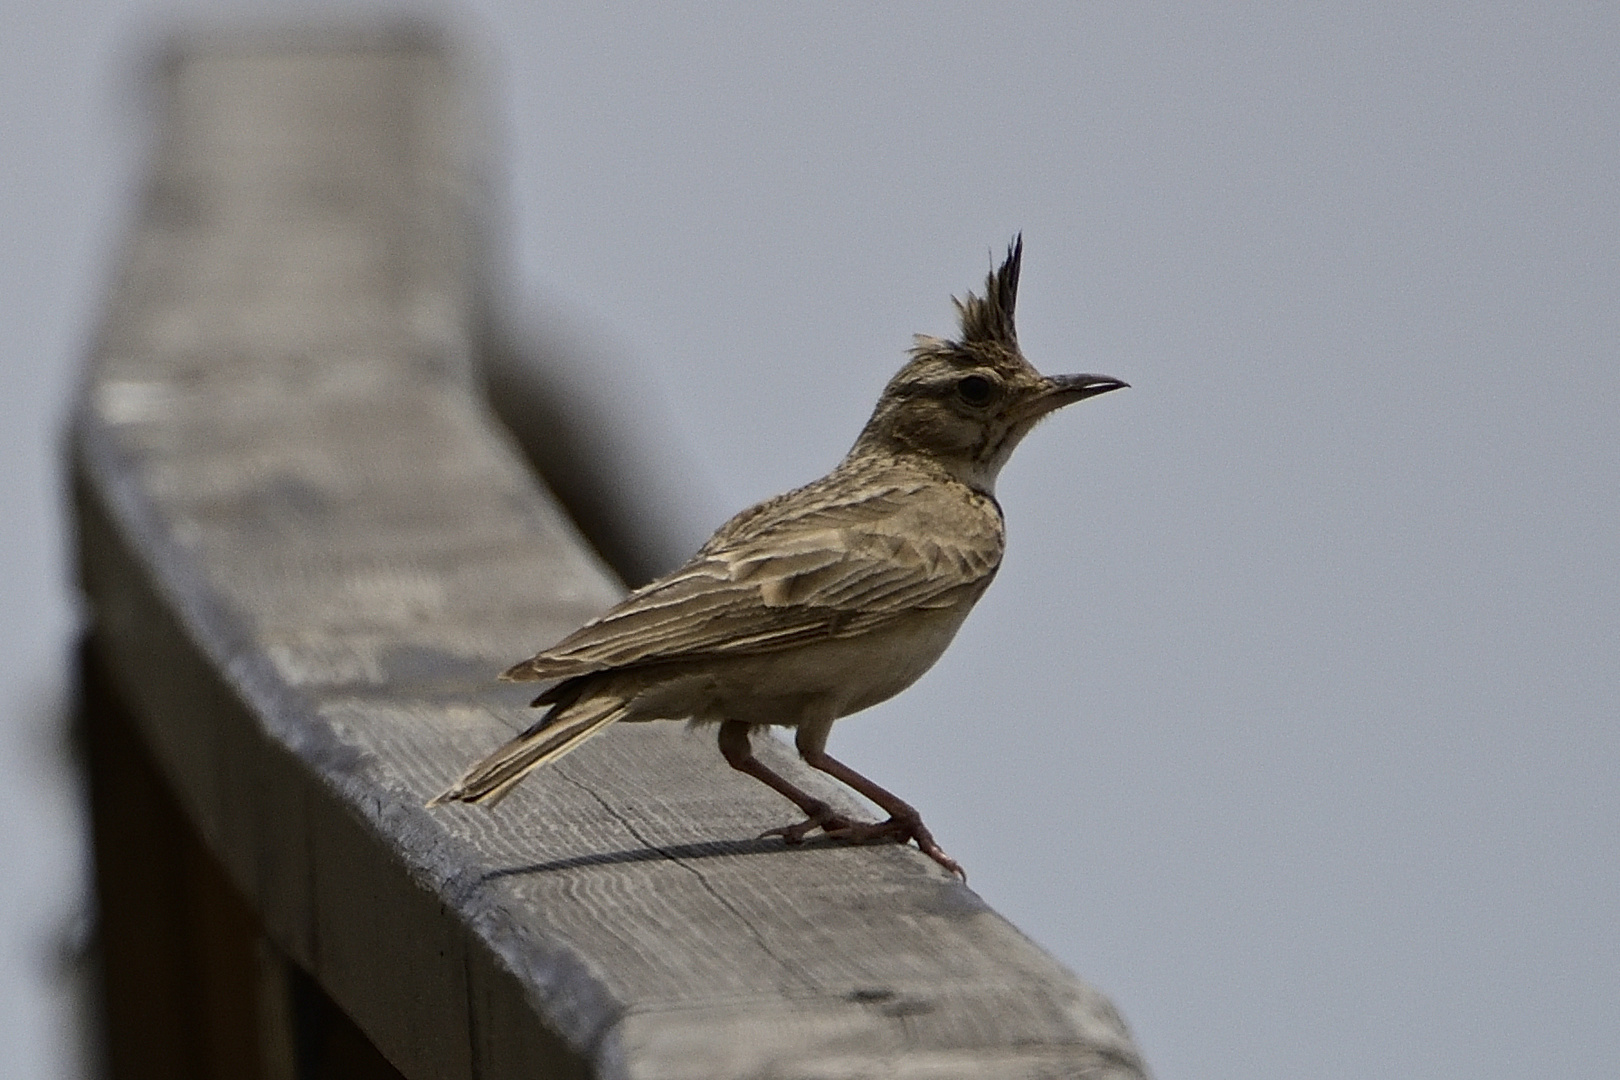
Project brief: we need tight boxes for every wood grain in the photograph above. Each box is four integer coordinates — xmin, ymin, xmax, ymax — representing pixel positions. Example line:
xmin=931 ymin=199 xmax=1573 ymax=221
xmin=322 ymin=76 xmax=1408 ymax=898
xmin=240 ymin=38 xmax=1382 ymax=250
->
xmin=72 ymin=32 xmax=1149 ymax=1080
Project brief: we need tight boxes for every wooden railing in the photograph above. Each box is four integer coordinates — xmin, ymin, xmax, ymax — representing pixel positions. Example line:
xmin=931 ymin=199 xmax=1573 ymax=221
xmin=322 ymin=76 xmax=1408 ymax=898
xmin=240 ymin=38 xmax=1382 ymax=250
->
xmin=72 ymin=31 xmax=1150 ymax=1080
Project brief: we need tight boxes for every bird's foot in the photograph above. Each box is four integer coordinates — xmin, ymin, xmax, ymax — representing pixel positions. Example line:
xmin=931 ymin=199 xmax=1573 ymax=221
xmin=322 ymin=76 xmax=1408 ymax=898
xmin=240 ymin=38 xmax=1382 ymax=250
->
xmin=758 ymin=801 xmax=859 ymax=844
xmin=761 ymin=806 xmax=966 ymax=881
xmin=823 ymin=813 xmax=967 ymax=882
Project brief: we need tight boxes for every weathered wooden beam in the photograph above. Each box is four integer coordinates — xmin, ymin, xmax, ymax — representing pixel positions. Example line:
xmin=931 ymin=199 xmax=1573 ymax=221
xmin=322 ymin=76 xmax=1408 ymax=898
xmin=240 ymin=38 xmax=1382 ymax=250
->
xmin=72 ymin=31 xmax=1149 ymax=1080
xmin=81 ymin=638 xmax=406 ymax=1080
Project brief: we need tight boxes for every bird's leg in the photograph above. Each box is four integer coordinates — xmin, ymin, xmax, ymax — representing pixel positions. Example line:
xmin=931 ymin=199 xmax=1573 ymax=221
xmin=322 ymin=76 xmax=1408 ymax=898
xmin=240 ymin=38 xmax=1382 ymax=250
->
xmin=795 ymin=724 xmax=966 ymax=881
xmin=717 ymin=720 xmax=856 ymax=843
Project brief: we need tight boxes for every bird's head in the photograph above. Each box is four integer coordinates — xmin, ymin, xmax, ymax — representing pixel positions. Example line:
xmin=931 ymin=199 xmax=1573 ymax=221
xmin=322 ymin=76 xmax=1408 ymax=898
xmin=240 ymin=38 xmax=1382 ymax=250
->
xmin=851 ymin=236 xmax=1127 ymax=493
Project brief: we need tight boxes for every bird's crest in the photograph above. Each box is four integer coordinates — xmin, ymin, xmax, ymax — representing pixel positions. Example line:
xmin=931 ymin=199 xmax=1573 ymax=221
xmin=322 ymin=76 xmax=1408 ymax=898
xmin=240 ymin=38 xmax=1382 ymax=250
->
xmin=952 ymin=235 xmax=1022 ymax=348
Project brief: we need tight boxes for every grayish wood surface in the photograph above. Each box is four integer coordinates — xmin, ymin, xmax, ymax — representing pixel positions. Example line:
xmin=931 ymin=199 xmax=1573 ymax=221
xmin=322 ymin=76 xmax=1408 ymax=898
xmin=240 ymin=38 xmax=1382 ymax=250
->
xmin=72 ymin=33 xmax=1149 ymax=1080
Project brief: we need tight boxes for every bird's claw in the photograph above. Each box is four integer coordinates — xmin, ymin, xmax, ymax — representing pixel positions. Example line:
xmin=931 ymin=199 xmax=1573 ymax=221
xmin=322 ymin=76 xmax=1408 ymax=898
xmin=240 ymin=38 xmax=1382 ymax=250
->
xmin=764 ymin=812 xmax=967 ymax=881
xmin=914 ymin=836 xmax=967 ymax=882
xmin=759 ymin=811 xmax=859 ymax=845
xmin=819 ymin=817 xmax=909 ymax=844
xmin=845 ymin=816 xmax=966 ymax=882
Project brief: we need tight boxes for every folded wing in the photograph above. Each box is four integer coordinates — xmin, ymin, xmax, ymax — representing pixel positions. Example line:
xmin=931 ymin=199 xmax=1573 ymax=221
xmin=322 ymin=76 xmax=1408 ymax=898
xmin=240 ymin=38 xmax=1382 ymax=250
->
xmin=503 ymin=473 xmax=1003 ymax=683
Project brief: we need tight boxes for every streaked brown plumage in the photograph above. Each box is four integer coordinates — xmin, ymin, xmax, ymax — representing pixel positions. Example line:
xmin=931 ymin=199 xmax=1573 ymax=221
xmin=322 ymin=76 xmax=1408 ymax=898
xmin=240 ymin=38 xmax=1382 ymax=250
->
xmin=429 ymin=237 xmax=1126 ymax=879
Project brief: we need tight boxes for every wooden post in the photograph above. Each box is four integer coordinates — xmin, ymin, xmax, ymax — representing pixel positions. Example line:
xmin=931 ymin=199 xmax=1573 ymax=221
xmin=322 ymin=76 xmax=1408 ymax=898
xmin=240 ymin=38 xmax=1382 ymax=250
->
xmin=72 ymin=31 xmax=1149 ymax=1080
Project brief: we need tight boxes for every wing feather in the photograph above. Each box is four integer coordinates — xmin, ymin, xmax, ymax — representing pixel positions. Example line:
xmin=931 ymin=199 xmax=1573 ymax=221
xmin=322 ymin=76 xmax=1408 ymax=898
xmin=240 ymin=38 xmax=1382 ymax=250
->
xmin=503 ymin=463 xmax=1003 ymax=683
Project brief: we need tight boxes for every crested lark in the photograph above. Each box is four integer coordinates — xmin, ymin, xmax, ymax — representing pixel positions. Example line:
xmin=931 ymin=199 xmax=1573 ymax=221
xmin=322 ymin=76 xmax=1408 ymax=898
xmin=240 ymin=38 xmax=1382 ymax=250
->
xmin=430 ymin=237 xmax=1126 ymax=879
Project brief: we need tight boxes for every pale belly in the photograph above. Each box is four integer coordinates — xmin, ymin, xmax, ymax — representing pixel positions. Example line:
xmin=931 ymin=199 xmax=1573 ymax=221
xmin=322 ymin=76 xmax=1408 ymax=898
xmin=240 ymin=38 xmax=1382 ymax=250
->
xmin=616 ymin=604 xmax=973 ymax=729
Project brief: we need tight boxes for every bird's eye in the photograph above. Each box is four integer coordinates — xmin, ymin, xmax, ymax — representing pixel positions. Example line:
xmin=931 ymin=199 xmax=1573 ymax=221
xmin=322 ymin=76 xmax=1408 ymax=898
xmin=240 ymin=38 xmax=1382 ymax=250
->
xmin=956 ymin=374 xmax=995 ymax=406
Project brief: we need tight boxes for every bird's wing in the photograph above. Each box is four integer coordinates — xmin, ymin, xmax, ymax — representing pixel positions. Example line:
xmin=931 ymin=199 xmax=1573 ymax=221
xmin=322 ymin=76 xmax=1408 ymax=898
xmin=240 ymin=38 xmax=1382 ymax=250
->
xmin=503 ymin=468 xmax=1004 ymax=682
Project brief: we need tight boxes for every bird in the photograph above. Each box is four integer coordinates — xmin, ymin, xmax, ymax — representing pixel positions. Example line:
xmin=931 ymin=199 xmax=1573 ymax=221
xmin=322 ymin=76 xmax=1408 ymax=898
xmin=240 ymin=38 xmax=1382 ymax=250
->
xmin=429 ymin=237 xmax=1126 ymax=880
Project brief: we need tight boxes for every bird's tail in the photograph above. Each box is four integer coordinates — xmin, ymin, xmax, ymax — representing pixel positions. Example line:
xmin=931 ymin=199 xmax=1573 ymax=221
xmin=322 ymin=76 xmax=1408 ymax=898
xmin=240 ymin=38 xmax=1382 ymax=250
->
xmin=427 ymin=696 xmax=628 ymax=808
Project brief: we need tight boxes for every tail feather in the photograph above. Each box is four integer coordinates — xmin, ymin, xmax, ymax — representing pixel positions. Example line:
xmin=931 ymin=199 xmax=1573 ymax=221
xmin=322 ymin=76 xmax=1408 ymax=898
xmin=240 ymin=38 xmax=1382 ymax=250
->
xmin=427 ymin=697 xmax=627 ymax=808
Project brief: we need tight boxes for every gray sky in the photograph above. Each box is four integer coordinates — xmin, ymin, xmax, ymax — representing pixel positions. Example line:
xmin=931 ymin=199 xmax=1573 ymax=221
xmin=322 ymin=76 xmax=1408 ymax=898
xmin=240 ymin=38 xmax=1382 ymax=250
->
xmin=4 ymin=4 xmax=1617 ymax=1078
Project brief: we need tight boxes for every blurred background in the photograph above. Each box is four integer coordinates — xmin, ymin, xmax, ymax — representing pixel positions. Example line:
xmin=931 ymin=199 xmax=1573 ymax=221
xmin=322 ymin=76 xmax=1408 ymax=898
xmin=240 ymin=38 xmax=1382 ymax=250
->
xmin=4 ymin=3 xmax=1618 ymax=1078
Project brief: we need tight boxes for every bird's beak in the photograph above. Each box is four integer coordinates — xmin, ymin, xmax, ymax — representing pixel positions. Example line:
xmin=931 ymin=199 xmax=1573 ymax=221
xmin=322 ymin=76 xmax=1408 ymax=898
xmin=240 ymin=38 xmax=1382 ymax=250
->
xmin=1026 ymin=373 xmax=1129 ymax=420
